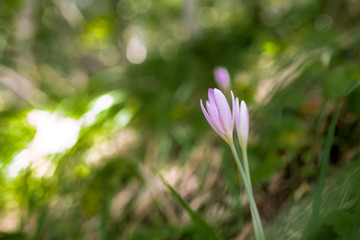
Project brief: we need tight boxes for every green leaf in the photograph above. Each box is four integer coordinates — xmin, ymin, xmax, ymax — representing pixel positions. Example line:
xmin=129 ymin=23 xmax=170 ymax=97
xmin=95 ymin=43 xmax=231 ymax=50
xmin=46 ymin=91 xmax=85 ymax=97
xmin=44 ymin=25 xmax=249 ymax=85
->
xmin=323 ymin=210 xmax=353 ymax=235
xmin=345 ymin=78 xmax=360 ymax=96
xmin=303 ymin=103 xmax=342 ymax=239
xmin=303 ymin=78 xmax=360 ymax=239
xmin=158 ymin=173 xmax=221 ymax=240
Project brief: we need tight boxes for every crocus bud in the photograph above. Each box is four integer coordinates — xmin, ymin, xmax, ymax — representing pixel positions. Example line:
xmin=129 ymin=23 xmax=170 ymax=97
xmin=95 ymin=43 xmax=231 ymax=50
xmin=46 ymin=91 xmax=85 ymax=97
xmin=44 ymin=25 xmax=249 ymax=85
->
xmin=234 ymin=99 xmax=249 ymax=149
xmin=200 ymin=88 xmax=235 ymax=144
xmin=214 ymin=67 xmax=230 ymax=91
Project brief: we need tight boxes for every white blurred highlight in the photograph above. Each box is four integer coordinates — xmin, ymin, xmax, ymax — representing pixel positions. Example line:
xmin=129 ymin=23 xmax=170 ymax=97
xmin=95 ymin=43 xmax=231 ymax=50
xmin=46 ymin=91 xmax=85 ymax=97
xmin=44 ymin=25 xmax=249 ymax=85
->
xmin=82 ymin=94 xmax=114 ymax=126
xmin=27 ymin=110 xmax=81 ymax=155
xmin=7 ymin=110 xmax=80 ymax=178
xmin=7 ymin=94 xmax=115 ymax=178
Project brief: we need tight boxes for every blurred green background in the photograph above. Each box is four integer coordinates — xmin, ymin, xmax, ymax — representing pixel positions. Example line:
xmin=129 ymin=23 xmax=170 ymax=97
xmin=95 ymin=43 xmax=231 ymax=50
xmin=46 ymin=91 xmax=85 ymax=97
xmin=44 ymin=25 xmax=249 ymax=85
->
xmin=0 ymin=0 xmax=360 ymax=239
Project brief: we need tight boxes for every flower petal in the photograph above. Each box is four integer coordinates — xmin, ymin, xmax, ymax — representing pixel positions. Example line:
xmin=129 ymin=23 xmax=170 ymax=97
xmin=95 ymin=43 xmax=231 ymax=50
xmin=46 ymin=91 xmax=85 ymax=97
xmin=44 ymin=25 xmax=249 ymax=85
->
xmin=239 ymin=100 xmax=249 ymax=148
xmin=231 ymin=91 xmax=235 ymax=129
xmin=208 ymin=88 xmax=216 ymax=105
xmin=200 ymin=99 xmax=223 ymax=137
xmin=213 ymin=89 xmax=233 ymax=136
xmin=206 ymin=100 xmax=223 ymax=136
xmin=235 ymin=97 xmax=240 ymax=133
xmin=200 ymin=88 xmax=236 ymax=144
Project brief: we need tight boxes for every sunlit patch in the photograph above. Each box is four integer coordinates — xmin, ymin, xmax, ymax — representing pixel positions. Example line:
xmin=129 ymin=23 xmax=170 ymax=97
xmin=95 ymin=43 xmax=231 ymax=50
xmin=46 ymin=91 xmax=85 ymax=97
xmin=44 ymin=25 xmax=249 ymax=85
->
xmin=126 ymin=36 xmax=147 ymax=64
xmin=6 ymin=94 xmax=117 ymax=178
xmin=80 ymin=17 xmax=113 ymax=50
xmin=7 ymin=111 xmax=81 ymax=178
xmin=0 ymin=211 xmax=19 ymax=232
xmin=85 ymin=127 xmax=137 ymax=165
xmin=87 ymin=18 xmax=111 ymax=39
xmin=262 ymin=41 xmax=280 ymax=56
xmin=114 ymin=108 xmax=133 ymax=128
xmin=82 ymin=94 xmax=114 ymax=126
xmin=8 ymin=150 xmax=56 ymax=178
xmin=7 ymin=150 xmax=32 ymax=178
xmin=27 ymin=110 xmax=81 ymax=155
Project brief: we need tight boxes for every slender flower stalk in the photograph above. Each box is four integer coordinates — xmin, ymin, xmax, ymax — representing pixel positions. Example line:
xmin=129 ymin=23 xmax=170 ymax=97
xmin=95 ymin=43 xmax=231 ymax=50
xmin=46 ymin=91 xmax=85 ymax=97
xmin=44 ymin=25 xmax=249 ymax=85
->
xmin=200 ymin=88 xmax=265 ymax=240
xmin=233 ymin=98 xmax=262 ymax=237
xmin=230 ymin=143 xmax=265 ymax=240
xmin=214 ymin=67 xmax=230 ymax=91
xmin=241 ymin=149 xmax=251 ymax=189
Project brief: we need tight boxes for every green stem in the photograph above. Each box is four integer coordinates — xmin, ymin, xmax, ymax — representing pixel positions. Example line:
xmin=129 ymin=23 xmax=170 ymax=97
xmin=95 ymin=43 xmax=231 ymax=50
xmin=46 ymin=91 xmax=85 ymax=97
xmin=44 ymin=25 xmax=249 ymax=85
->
xmin=230 ymin=143 xmax=265 ymax=240
xmin=241 ymin=148 xmax=252 ymax=190
xmin=241 ymin=148 xmax=258 ymax=236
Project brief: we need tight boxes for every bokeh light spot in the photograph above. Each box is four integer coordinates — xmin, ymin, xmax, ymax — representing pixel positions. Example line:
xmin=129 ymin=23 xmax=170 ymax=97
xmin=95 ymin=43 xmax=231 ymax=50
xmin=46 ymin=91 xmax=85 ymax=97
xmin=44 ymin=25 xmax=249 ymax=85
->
xmin=126 ymin=37 xmax=147 ymax=64
xmin=262 ymin=41 xmax=280 ymax=56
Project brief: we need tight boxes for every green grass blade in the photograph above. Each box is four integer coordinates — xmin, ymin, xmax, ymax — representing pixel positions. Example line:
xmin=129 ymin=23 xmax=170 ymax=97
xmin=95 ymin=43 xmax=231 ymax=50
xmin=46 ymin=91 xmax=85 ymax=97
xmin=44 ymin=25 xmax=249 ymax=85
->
xmin=303 ymin=104 xmax=342 ymax=239
xmin=158 ymin=173 xmax=220 ymax=240
xmin=303 ymin=78 xmax=360 ymax=239
xmin=345 ymin=78 xmax=360 ymax=96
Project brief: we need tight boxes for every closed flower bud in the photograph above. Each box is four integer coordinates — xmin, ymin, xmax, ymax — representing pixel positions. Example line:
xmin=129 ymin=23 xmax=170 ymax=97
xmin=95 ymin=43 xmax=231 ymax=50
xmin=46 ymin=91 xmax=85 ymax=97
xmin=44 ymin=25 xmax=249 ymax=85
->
xmin=214 ymin=67 xmax=230 ymax=91
xmin=234 ymin=99 xmax=249 ymax=149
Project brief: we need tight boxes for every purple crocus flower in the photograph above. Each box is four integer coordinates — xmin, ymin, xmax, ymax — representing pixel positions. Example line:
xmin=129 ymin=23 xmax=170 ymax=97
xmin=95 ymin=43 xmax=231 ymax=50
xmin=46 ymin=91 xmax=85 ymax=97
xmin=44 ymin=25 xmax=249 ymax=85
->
xmin=214 ymin=67 xmax=230 ymax=90
xmin=200 ymin=88 xmax=235 ymax=144
xmin=234 ymin=98 xmax=249 ymax=149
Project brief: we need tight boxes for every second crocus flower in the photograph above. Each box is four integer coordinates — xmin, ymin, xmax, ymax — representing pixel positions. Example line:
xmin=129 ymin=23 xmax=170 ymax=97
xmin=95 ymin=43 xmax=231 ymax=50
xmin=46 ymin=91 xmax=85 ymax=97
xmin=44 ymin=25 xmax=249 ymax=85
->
xmin=234 ymin=98 xmax=249 ymax=149
xmin=214 ymin=67 xmax=230 ymax=91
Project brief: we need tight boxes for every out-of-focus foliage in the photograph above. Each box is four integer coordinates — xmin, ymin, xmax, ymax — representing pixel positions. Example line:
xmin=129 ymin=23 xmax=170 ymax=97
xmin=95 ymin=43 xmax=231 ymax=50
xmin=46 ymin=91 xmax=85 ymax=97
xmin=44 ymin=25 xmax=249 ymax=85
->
xmin=267 ymin=156 xmax=360 ymax=240
xmin=0 ymin=0 xmax=359 ymax=239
